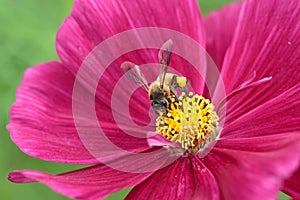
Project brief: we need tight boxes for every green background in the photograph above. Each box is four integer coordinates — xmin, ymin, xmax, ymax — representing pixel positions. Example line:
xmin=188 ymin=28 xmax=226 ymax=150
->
xmin=0 ymin=0 xmax=290 ymax=199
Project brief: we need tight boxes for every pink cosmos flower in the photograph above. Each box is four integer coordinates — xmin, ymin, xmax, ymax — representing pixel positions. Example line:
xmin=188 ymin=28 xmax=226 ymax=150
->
xmin=7 ymin=0 xmax=300 ymax=199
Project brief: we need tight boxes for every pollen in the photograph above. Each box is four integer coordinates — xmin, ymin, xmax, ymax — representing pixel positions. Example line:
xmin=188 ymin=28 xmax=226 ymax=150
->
xmin=156 ymin=92 xmax=219 ymax=154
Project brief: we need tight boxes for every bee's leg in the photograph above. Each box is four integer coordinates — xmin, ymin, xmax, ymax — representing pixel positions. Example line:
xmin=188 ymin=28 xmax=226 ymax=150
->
xmin=169 ymin=76 xmax=180 ymax=102
xmin=179 ymin=87 xmax=187 ymax=94
xmin=179 ymin=80 xmax=189 ymax=94
xmin=170 ymin=87 xmax=179 ymax=102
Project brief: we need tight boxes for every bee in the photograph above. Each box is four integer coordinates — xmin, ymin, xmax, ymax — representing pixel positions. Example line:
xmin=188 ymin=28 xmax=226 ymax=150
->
xmin=121 ymin=39 xmax=189 ymax=115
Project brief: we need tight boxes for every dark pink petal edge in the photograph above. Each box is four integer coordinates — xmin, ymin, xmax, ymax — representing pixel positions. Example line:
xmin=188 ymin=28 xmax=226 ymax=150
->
xmin=283 ymin=167 xmax=300 ymax=197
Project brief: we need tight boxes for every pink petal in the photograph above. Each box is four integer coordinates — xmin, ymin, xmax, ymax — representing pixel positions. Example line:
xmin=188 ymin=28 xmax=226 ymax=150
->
xmin=190 ymin=156 xmax=220 ymax=200
xmin=204 ymin=2 xmax=242 ymax=70
xmin=8 ymin=61 xmax=150 ymax=164
xmin=8 ymin=61 xmax=97 ymax=164
xmin=221 ymin=83 xmax=300 ymax=138
xmin=8 ymin=164 xmax=153 ymax=200
xmin=126 ymin=157 xmax=196 ymax=200
xmin=57 ymin=0 xmax=207 ymax=94
xmin=283 ymin=168 xmax=300 ymax=197
xmin=203 ymin=2 xmax=242 ymax=98
xmin=219 ymin=0 xmax=300 ymax=121
xmin=203 ymin=133 xmax=300 ymax=200
xmin=126 ymin=156 xmax=219 ymax=200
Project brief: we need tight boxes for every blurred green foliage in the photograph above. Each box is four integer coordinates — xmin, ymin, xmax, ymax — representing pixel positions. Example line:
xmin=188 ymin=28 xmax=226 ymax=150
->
xmin=0 ymin=0 xmax=291 ymax=199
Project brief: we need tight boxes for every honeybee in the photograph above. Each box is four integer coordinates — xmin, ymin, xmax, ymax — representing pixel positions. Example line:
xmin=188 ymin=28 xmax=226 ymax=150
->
xmin=121 ymin=39 xmax=189 ymax=115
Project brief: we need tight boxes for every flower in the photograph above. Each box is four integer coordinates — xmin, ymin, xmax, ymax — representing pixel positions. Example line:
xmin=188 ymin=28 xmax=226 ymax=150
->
xmin=7 ymin=0 xmax=300 ymax=199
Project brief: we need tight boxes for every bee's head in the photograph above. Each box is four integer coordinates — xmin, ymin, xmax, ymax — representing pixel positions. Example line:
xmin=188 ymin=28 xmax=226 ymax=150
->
xmin=149 ymin=83 xmax=170 ymax=100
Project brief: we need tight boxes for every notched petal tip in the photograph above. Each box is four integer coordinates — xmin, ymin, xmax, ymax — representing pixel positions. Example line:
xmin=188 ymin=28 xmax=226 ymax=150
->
xmin=8 ymin=171 xmax=36 ymax=183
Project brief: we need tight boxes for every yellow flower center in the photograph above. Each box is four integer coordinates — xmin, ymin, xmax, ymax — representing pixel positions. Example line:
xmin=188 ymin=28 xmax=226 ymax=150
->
xmin=156 ymin=92 xmax=219 ymax=154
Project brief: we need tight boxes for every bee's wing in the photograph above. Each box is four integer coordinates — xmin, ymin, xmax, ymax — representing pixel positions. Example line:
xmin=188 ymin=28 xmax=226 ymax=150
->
xmin=158 ymin=39 xmax=173 ymax=89
xmin=121 ymin=61 xmax=149 ymax=92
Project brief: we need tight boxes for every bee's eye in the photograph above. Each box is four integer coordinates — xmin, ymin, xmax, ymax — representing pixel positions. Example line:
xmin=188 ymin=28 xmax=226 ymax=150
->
xmin=160 ymin=99 xmax=167 ymax=106
xmin=152 ymin=100 xmax=167 ymax=115
xmin=152 ymin=99 xmax=167 ymax=107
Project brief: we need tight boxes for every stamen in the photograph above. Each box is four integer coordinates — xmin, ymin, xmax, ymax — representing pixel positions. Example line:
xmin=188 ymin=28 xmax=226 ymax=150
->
xmin=156 ymin=92 xmax=219 ymax=154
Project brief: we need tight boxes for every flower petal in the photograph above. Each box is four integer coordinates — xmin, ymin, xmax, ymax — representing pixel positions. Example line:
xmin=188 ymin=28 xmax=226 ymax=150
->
xmin=126 ymin=156 xmax=219 ymax=200
xmin=204 ymin=2 xmax=242 ymax=70
xmin=126 ymin=157 xmax=195 ymax=200
xmin=283 ymin=167 xmax=300 ymax=197
xmin=8 ymin=61 xmax=149 ymax=164
xmin=8 ymin=165 xmax=152 ymax=200
xmin=190 ymin=156 xmax=220 ymax=200
xmin=203 ymin=2 xmax=242 ymax=98
xmin=57 ymin=0 xmax=205 ymax=73
xmin=203 ymin=133 xmax=300 ymax=200
xmin=221 ymin=83 xmax=300 ymax=138
xmin=219 ymin=0 xmax=300 ymax=121
xmin=8 ymin=61 xmax=97 ymax=164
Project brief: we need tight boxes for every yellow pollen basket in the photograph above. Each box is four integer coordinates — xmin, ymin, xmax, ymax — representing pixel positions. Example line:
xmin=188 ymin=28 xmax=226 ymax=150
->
xmin=156 ymin=92 xmax=219 ymax=154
